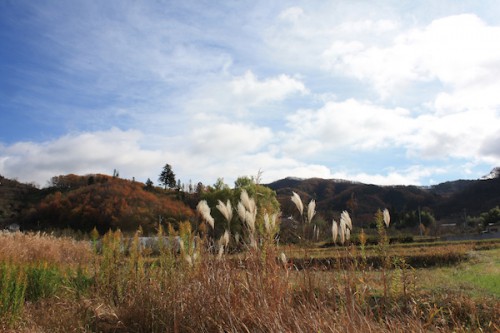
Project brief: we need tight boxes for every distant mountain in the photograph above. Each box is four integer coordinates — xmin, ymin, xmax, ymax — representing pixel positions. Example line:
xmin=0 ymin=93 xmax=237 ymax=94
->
xmin=2 ymin=168 xmax=499 ymax=233
xmin=433 ymin=176 xmax=500 ymax=219
xmin=266 ymin=169 xmax=500 ymax=227
xmin=426 ymin=179 xmax=475 ymax=197
xmin=481 ymin=167 xmax=500 ymax=180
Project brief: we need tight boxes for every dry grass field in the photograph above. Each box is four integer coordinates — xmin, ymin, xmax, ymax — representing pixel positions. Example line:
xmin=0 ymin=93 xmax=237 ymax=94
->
xmin=1 ymin=228 xmax=499 ymax=333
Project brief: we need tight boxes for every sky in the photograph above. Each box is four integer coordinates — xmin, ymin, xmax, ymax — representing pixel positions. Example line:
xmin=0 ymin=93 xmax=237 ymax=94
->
xmin=1 ymin=0 xmax=500 ymax=187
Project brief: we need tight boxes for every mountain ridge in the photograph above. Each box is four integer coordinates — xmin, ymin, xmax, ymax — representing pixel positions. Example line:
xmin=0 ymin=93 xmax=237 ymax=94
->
xmin=1 ymin=167 xmax=499 ymax=232
xmin=266 ymin=167 xmax=500 ymax=227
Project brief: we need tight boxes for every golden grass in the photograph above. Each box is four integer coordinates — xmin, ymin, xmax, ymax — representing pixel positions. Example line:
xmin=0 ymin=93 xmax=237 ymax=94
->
xmin=0 ymin=231 xmax=92 ymax=265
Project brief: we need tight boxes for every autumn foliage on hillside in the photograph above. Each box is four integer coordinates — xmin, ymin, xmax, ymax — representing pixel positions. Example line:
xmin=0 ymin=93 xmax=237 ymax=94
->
xmin=23 ymin=174 xmax=194 ymax=234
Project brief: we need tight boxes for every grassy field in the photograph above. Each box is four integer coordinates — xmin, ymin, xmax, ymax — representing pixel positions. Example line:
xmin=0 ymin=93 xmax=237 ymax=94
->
xmin=416 ymin=248 xmax=500 ymax=298
xmin=0 ymin=230 xmax=499 ymax=332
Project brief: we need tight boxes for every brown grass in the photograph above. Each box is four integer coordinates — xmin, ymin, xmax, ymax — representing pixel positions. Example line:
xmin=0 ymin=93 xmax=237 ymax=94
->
xmin=0 ymin=231 xmax=92 ymax=265
xmin=1 ymin=231 xmax=499 ymax=332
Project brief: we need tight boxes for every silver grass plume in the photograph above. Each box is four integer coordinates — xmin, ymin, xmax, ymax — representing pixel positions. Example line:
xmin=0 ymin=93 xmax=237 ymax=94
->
xmin=238 ymin=190 xmax=258 ymax=245
xmin=341 ymin=210 xmax=352 ymax=230
xmin=291 ymin=191 xmax=304 ymax=217
xmin=240 ymin=189 xmax=256 ymax=214
xmin=332 ymin=220 xmax=338 ymax=244
xmin=249 ymin=234 xmax=257 ymax=249
xmin=240 ymin=190 xmax=257 ymax=225
xmin=216 ymin=199 xmax=233 ymax=223
xmin=307 ymin=200 xmax=316 ymax=224
xmin=383 ymin=208 xmax=391 ymax=228
xmin=240 ymin=189 xmax=250 ymax=209
xmin=339 ymin=218 xmax=346 ymax=245
xmin=245 ymin=211 xmax=256 ymax=234
xmin=345 ymin=228 xmax=351 ymax=241
xmin=264 ymin=213 xmax=277 ymax=234
xmin=237 ymin=202 xmax=246 ymax=222
xmin=220 ymin=230 xmax=230 ymax=248
xmin=280 ymin=252 xmax=287 ymax=267
xmin=196 ymin=200 xmax=214 ymax=229
xmin=264 ymin=213 xmax=271 ymax=233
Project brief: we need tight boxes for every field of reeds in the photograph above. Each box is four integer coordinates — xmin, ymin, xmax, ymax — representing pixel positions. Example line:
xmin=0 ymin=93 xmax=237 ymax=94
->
xmin=1 ymin=191 xmax=499 ymax=332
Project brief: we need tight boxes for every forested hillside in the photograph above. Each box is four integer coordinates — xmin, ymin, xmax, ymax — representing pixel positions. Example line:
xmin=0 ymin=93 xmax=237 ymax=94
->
xmin=2 ymin=169 xmax=499 ymax=235
xmin=267 ymin=172 xmax=500 ymax=229
xmin=1 ymin=174 xmax=193 ymax=234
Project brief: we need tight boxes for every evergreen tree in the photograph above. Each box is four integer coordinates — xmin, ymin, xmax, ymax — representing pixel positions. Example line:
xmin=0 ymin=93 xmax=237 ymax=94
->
xmin=159 ymin=164 xmax=176 ymax=189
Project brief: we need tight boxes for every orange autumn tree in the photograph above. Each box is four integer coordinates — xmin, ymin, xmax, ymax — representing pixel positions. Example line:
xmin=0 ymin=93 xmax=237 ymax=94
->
xmin=29 ymin=174 xmax=193 ymax=234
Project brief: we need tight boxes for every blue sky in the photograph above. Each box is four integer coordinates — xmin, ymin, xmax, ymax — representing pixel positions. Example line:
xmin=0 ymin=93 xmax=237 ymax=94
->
xmin=1 ymin=0 xmax=500 ymax=187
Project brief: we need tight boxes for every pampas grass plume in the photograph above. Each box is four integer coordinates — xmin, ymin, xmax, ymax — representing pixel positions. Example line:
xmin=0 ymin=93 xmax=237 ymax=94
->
xmin=332 ymin=219 xmax=338 ymax=244
xmin=240 ymin=189 xmax=256 ymax=214
xmin=216 ymin=199 xmax=233 ymax=222
xmin=237 ymin=202 xmax=246 ymax=222
xmin=341 ymin=210 xmax=352 ymax=230
xmin=264 ymin=213 xmax=277 ymax=233
xmin=307 ymin=200 xmax=316 ymax=224
xmin=339 ymin=218 xmax=346 ymax=245
xmin=383 ymin=208 xmax=390 ymax=228
xmin=280 ymin=252 xmax=287 ymax=267
xmin=264 ymin=213 xmax=271 ymax=233
xmin=197 ymin=200 xmax=215 ymax=229
xmin=245 ymin=211 xmax=256 ymax=234
xmin=291 ymin=191 xmax=304 ymax=216
xmin=221 ymin=230 xmax=230 ymax=248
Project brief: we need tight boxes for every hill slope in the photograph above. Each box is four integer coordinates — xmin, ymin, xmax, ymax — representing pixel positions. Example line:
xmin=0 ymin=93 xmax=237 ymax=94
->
xmin=0 ymin=175 xmax=40 ymax=228
xmin=266 ymin=170 xmax=500 ymax=227
xmin=1 ymin=174 xmax=194 ymax=234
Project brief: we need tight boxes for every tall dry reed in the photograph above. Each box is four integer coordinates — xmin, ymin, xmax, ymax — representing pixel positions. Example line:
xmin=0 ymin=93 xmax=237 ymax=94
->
xmin=0 ymin=231 xmax=92 ymax=265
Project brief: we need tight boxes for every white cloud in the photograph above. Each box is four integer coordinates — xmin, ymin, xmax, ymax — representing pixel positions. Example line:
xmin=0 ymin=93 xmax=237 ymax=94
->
xmin=283 ymin=98 xmax=500 ymax=167
xmin=336 ymin=19 xmax=399 ymax=35
xmin=278 ymin=7 xmax=304 ymax=23
xmin=184 ymin=150 xmax=335 ymax=186
xmin=284 ymin=99 xmax=413 ymax=153
xmin=323 ymin=14 xmax=500 ymax=104
xmin=0 ymin=128 xmax=165 ymax=186
xmin=231 ymin=70 xmax=308 ymax=106
xmin=331 ymin=165 xmax=448 ymax=186
xmin=190 ymin=122 xmax=273 ymax=158
xmin=434 ymin=82 xmax=500 ymax=114
xmin=182 ymin=71 xmax=308 ymax=118
xmin=480 ymin=131 xmax=500 ymax=161
xmin=407 ymin=109 xmax=500 ymax=161
xmin=266 ymin=3 xmax=403 ymax=74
